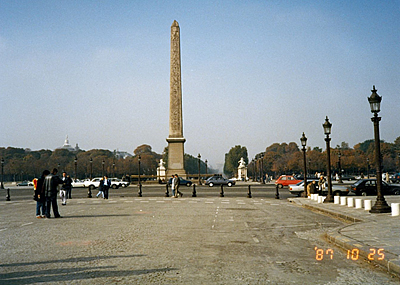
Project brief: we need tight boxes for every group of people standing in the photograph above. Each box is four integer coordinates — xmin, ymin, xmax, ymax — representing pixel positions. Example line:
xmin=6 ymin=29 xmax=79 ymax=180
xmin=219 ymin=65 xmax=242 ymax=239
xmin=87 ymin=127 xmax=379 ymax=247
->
xmin=34 ymin=168 xmax=72 ymax=219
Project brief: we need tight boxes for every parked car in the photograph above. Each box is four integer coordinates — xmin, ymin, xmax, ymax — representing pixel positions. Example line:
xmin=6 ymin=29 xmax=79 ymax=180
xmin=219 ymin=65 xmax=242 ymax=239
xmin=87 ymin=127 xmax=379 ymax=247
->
xmin=167 ymin=177 xmax=192 ymax=187
xmin=205 ymin=176 xmax=235 ymax=187
xmin=83 ymin=177 xmax=102 ymax=190
xmin=110 ymin=178 xmax=129 ymax=189
xmin=289 ymin=181 xmax=349 ymax=197
xmin=17 ymin=181 xmax=34 ymax=186
xmin=275 ymin=175 xmax=302 ymax=188
xmin=71 ymin=179 xmax=85 ymax=188
xmin=349 ymin=179 xmax=400 ymax=196
xmin=337 ymin=174 xmax=355 ymax=181
xmin=390 ymin=173 xmax=400 ymax=184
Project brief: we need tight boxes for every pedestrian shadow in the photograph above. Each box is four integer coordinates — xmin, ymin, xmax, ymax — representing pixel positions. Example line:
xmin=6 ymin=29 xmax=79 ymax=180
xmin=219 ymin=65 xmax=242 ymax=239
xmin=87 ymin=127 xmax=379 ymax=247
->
xmin=58 ymin=214 xmax=132 ymax=219
xmin=0 ymin=267 xmax=178 ymax=284
xmin=0 ymin=255 xmax=145 ymax=267
xmin=0 ymin=254 xmax=178 ymax=284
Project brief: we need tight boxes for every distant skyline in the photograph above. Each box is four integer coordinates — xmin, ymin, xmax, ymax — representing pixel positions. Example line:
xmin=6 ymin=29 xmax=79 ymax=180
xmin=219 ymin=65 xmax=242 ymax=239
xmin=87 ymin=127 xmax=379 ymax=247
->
xmin=1 ymin=1 xmax=399 ymax=170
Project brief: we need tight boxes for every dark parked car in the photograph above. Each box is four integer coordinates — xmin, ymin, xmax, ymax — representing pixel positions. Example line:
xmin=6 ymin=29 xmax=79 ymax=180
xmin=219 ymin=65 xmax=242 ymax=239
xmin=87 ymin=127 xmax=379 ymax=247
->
xmin=205 ymin=176 xmax=235 ymax=187
xmin=167 ymin=177 xmax=192 ymax=187
xmin=17 ymin=181 xmax=34 ymax=186
xmin=349 ymin=179 xmax=400 ymax=196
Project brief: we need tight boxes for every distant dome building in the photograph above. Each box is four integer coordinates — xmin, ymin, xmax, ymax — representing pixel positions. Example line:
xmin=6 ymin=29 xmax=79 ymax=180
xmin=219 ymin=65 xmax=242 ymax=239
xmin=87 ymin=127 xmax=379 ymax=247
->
xmin=57 ymin=136 xmax=80 ymax=152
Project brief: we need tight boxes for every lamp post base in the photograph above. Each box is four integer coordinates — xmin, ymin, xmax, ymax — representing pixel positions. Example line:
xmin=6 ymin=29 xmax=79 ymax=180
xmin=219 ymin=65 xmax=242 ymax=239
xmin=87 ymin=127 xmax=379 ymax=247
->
xmin=323 ymin=194 xmax=334 ymax=203
xmin=369 ymin=199 xmax=391 ymax=213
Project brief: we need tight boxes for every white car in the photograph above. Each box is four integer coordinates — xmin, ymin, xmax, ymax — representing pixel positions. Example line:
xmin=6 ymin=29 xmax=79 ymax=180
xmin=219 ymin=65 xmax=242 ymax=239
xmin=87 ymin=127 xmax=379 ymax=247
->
xmin=110 ymin=178 xmax=129 ymax=189
xmin=289 ymin=181 xmax=349 ymax=197
xmin=83 ymin=177 xmax=102 ymax=190
xmin=71 ymin=179 xmax=85 ymax=188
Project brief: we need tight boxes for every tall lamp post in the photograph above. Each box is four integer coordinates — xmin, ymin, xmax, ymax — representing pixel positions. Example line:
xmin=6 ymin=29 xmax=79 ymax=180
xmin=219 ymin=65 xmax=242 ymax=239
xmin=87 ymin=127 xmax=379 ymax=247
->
xmin=197 ymin=153 xmax=201 ymax=185
xmin=113 ymin=161 xmax=115 ymax=178
xmin=368 ymin=86 xmax=391 ymax=213
xmin=138 ymin=155 xmax=142 ymax=197
xmin=1 ymin=158 xmax=4 ymax=189
xmin=205 ymin=159 xmax=208 ymax=177
xmin=88 ymin=157 xmax=93 ymax=198
xmin=74 ymin=156 xmax=78 ymax=181
xmin=102 ymin=160 xmax=105 ymax=177
xmin=338 ymin=151 xmax=343 ymax=183
xmin=323 ymin=116 xmax=334 ymax=203
xmin=300 ymin=133 xmax=307 ymax=197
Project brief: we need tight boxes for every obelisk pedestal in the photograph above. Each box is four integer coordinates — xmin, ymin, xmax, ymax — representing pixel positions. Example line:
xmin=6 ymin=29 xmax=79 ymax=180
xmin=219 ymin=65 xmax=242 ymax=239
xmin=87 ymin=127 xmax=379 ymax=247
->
xmin=166 ymin=20 xmax=186 ymax=177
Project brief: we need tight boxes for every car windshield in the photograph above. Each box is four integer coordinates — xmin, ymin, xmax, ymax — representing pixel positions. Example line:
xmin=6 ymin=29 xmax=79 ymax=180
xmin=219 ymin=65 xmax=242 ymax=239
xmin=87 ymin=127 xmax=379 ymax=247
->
xmin=353 ymin=180 xmax=364 ymax=186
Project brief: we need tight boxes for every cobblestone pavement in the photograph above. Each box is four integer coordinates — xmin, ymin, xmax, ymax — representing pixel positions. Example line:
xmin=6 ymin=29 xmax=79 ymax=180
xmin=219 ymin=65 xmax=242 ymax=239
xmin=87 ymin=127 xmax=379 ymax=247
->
xmin=1 ymin=195 xmax=399 ymax=284
xmin=289 ymin=195 xmax=400 ymax=280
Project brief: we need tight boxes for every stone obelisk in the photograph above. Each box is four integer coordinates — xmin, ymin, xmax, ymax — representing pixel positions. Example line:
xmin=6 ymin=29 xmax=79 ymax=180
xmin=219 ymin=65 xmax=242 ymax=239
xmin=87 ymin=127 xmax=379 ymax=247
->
xmin=166 ymin=20 xmax=186 ymax=177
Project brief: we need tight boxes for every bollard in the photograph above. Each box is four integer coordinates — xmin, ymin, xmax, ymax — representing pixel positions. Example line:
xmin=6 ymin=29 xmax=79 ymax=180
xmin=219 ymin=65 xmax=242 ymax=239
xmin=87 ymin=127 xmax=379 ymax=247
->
xmin=165 ymin=184 xmax=169 ymax=197
xmin=6 ymin=188 xmax=10 ymax=201
xmin=275 ymin=184 xmax=279 ymax=199
xmin=355 ymin=199 xmax=362 ymax=209
xmin=318 ymin=196 xmax=323 ymax=203
xmin=220 ymin=184 xmax=224 ymax=197
xmin=340 ymin=197 xmax=346 ymax=206
xmin=334 ymin=196 xmax=340 ymax=204
xmin=313 ymin=194 xmax=319 ymax=201
xmin=138 ymin=184 xmax=142 ymax=197
xmin=347 ymin=197 xmax=354 ymax=207
xmin=391 ymin=203 xmax=399 ymax=216
xmin=364 ymin=199 xmax=372 ymax=211
xmin=247 ymin=185 xmax=252 ymax=198
xmin=87 ymin=187 xmax=92 ymax=198
xmin=192 ymin=184 xmax=197 ymax=197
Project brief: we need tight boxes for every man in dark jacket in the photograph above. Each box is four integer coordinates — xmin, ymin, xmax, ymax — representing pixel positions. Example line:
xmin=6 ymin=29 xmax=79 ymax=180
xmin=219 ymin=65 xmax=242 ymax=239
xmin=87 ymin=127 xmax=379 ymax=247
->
xmin=35 ymin=169 xmax=50 ymax=218
xmin=44 ymin=168 xmax=63 ymax=218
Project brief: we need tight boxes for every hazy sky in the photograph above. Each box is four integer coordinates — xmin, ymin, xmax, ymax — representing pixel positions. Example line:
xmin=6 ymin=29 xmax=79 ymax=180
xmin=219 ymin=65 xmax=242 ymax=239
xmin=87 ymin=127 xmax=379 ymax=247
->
xmin=1 ymin=1 xmax=399 ymax=170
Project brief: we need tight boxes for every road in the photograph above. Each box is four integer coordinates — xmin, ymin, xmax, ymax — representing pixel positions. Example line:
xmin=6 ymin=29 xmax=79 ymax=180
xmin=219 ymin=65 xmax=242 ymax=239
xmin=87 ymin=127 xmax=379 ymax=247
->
xmin=0 ymin=184 xmax=398 ymax=284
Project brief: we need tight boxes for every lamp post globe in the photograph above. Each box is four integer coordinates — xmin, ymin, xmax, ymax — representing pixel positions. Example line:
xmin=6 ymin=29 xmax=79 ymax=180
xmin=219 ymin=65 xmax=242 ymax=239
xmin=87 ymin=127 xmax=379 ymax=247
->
xmin=323 ymin=116 xmax=334 ymax=203
xmin=368 ymin=86 xmax=391 ymax=213
xmin=300 ymin=133 xmax=308 ymax=197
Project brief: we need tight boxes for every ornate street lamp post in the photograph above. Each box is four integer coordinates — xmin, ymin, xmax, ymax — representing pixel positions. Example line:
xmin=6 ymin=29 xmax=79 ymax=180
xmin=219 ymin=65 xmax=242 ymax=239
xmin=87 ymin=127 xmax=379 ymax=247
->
xmin=197 ymin=153 xmax=201 ymax=185
xmin=323 ymin=116 xmax=334 ymax=203
xmin=338 ymin=151 xmax=343 ymax=183
xmin=113 ymin=161 xmax=115 ymax=178
xmin=368 ymin=86 xmax=391 ymax=213
xmin=74 ymin=156 xmax=78 ymax=180
xmin=138 ymin=155 xmax=142 ymax=197
xmin=300 ymin=133 xmax=307 ymax=197
xmin=1 ymin=158 xmax=4 ymax=189
xmin=102 ymin=160 xmax=105 ymax=177
xmin=205 ymin=159 xmax=208 ymax=176
xmin=88 ymin=157 xmax=93 ymax=198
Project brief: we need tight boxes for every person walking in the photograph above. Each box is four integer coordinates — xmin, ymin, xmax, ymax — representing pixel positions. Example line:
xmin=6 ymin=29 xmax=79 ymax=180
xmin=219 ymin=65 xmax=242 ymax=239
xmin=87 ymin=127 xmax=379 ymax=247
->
xmin=60 ymin=172 xmax=72 ymax=205
xmin=170 ymin=175 xmax=176 ymax=198
xmin=174 ymin=174 xmax=183 ymax=198
xmin=44 ymin=168 xmax=63 ymax=218
xmin=318 ymin=175 xmax=326 ymax=194
xmin=96 ymin=178 xmax=105 ymax=198
xmin=34 ymin=169 xmax=50 ymax=218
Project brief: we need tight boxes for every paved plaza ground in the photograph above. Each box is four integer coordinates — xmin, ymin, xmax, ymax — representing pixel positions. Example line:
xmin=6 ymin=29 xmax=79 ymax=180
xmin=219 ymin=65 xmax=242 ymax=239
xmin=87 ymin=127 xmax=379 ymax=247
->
xmin=0 ymin=185 xmax=399 ymax=284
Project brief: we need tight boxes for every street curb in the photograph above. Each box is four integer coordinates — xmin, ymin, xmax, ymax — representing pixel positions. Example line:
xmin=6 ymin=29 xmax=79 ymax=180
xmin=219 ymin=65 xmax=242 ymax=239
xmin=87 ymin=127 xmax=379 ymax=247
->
xmin=288 ymin=198 xmax=400 ymax=279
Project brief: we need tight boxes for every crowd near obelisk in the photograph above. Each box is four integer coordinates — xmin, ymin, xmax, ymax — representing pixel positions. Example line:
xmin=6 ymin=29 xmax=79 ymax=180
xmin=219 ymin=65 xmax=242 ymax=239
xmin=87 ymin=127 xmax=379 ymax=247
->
xmin=166 ymin=20 xmax=186 ymax=178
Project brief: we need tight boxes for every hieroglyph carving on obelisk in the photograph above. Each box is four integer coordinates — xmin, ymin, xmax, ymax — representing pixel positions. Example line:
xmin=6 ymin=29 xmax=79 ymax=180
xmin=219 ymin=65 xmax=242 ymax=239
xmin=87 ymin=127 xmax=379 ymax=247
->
xmin=166 ymin=20 xmax=186 ymax=177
